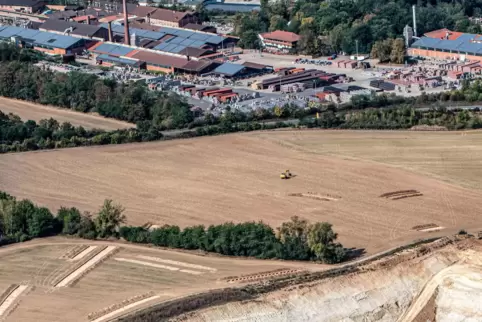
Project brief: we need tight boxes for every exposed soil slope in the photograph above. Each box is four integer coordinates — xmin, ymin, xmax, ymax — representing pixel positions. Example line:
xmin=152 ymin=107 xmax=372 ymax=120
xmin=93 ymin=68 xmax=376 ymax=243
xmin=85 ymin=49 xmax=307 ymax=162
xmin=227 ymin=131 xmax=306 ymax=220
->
xmin=179 ymin=241 xmax=482 ymax=322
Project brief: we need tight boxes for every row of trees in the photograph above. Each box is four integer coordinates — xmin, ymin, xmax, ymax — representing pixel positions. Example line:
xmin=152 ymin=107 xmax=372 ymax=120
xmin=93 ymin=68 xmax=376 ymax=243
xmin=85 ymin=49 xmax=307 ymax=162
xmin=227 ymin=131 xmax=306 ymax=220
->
xmin=0 ymin=192 xmax=126 ymax=244
xmin=233 ymin=0 xmax=482 ymax=55
xmin=120 ymin=216 xmax=346 ymax=263
xmin=0 ymin=111 xmax=165 ymax=153
xmin=0 ymin=191 xmax=346 ymax=264
xmin=302 ymin=105 xmax=482 ymax=130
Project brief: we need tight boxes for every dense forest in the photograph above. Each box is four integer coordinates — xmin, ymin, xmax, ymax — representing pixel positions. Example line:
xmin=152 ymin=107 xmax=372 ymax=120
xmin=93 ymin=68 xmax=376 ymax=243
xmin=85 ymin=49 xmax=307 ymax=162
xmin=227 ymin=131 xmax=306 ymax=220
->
xmin=0 ymin=192 xmax=346 ymax=264
xmin=234 ymin=0 xmax=482 ymax=56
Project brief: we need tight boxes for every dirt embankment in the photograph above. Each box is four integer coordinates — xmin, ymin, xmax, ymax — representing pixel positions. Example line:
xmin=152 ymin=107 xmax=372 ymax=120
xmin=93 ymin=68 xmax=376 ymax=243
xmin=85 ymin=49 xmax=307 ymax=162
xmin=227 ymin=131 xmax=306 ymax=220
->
xmin=118 ymin=237 xmax=481 ymax=322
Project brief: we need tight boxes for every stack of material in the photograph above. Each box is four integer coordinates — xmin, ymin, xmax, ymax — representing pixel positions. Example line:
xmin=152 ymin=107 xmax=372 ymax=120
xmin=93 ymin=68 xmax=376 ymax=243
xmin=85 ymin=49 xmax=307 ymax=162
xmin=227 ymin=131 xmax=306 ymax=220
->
xmin=281 ymin=83 xmax=306 ymax=93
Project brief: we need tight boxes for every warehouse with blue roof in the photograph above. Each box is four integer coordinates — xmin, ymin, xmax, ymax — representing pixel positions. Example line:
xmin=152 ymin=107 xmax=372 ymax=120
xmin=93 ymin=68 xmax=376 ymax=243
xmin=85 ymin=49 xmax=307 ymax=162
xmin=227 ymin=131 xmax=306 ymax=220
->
xmin=409 ymin=28 xmax=482 ymax=62
xmin=0 ymin=25 xmax=91 ymax=55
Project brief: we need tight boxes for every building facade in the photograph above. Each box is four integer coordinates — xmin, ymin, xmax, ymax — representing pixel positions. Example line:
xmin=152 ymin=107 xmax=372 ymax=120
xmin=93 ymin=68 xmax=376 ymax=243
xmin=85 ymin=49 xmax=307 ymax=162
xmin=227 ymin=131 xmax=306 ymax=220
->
xmin=409 ymin=28 xmax=482 ymax=62
xmin=0 ymin=0 xmax=44 ymax=13
xmin=258 ymin=30 xmax=300 ymax=52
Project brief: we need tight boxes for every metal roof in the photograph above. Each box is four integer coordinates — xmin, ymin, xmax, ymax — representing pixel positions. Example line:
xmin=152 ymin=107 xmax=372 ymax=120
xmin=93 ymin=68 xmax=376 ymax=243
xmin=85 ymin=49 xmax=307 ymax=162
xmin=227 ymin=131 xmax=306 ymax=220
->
xmin=0 ymin=26 xmax=85 ymax=49
xmin=204 ymin=3 xmax=260 ymax=12
xmin=96 ymin=54 xmax=140 ymax=66
xmin=411 ymin=35 xmax=482 ymax=55
xmin=165 ymin=36 xmax=184 ymax=44
xmin=170 ymin=45 xmax=187 ymax=53
xmin=213 ymin=62 xmax=245 ymax=76
xmin=93 ymin=43 xmax=135 ymax=56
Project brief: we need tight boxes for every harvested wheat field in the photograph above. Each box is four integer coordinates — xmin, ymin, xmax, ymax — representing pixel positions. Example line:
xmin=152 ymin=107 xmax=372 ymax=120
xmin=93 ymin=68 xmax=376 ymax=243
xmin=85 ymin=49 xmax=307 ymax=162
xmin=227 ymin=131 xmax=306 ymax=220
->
xmin=0 ymin=97 xmax=134 ymax=130
xmin=2 ymin=131 xmax=482 ymax=253
xmin=0 ymin=238 xmax=312 ymax=322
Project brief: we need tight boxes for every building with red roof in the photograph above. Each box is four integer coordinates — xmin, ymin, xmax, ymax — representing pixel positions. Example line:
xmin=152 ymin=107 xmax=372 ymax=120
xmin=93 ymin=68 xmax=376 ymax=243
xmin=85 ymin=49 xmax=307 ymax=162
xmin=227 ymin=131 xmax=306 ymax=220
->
xmin=258 ymin=30 xmax=300 ymax=52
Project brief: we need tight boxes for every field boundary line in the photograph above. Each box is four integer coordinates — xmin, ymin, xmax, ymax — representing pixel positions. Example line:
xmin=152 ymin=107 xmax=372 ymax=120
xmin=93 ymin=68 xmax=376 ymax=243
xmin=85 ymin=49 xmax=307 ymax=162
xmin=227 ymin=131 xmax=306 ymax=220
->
xmin=91 ymin=295 xmax=161 ymax=322
xmin=137 ymin=255 xmax=217 ymax=272
xmin=0 ymin=284 xmax=29 ymax=320
xmin=55 ymin=246 xmax=118 ymax=287
xmin=115 ymin=258 xmax=203 ymax=275
xmin=68 ymin=245 xmax=98 ymax=262
xmin=59 ymin=245 xmax=88 ymax=260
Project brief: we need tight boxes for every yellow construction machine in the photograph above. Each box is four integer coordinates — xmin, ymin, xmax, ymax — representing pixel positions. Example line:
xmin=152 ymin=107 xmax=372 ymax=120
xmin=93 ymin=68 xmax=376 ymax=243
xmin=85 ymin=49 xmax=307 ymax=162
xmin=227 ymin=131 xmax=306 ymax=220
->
xmin=280 ymin=170 xmax=293 ymax=179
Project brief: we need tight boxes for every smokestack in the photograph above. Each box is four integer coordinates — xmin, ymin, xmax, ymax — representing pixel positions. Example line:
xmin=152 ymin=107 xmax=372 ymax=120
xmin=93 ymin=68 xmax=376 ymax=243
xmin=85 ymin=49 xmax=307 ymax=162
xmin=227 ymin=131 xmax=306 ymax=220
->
xmin=412 ymin=5 xmax=417 ymax=38
xmin=107 ymin=21 xmax=113 ymax=42
xmin=123 ymin=0 xmax=130 ymax=45
xmin=87 ymin=15 xmax=91 ymax=25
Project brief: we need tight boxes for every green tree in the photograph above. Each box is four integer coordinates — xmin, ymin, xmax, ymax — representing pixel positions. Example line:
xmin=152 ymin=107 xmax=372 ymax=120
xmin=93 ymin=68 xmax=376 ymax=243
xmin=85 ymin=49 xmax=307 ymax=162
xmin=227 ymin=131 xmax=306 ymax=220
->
xmin=78 ymin=212 xmax=97 ymax=239
xmin=307 ymin=222 xmax=345 ymax=263
xmin=57 ymin=207 xmax=82 ymax=235
xmin=371 ymin=39 xmax=393 ymax=63
xmin=390 ymin=38 xmax=405 ymax=64
xmin=269 ymin=15 xmax=288 ymax=31
xmin=95 ymin=200 xmax=126 ymax=238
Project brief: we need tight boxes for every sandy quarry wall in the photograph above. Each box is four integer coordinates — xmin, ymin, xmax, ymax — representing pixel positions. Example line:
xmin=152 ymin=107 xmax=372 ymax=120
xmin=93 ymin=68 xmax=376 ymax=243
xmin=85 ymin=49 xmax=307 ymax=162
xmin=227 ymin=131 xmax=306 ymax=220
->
xmin=181 ymin=248 xmax=479 ymax=322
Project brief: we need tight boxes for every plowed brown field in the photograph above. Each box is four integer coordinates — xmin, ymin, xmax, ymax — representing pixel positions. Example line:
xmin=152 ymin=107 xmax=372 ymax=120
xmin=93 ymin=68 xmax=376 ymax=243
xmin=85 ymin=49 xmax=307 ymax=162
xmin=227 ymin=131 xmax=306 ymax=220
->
xmin=1 ymin=130 xmax=482 ymax=253
xmin=0 ymin=97 xmax=134 ymax=130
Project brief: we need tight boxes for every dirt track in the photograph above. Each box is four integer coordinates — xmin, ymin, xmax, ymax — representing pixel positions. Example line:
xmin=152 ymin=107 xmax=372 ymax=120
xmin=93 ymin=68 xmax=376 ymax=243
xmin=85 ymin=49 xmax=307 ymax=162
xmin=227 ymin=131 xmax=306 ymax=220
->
xmin=0 ymin=97 xmax=134 ymax=130
xmin=1 ymin=131 xmax=482 ymax=254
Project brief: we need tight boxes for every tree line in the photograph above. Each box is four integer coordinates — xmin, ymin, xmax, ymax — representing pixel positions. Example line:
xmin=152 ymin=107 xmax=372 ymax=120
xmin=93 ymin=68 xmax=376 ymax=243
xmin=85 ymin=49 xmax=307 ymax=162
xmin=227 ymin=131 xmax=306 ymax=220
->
xmin=233 ymin=0 xmax=482 ymax=56
xmin=301 ymin=104 xmax=482 ymax=130
xmin=0 ymin=192 xmax=346 ymax=264
xmin=0 ymin=191 xmax=126 ymax=244
xmin=0 ymin=111 xmax=164 ymax=153
xmin=120 ymin=216 xmax=346 ymax=263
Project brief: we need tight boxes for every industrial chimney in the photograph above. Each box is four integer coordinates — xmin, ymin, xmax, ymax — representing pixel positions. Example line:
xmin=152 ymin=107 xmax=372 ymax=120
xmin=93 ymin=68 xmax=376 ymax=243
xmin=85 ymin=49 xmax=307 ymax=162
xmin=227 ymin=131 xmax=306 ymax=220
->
xmin=107 ymin=21 xmax=113 ymax=42
xmin=412 ymin=5 xmax=417 ymax=38
xmin=123 ymin=0 xmax=130 ymax=46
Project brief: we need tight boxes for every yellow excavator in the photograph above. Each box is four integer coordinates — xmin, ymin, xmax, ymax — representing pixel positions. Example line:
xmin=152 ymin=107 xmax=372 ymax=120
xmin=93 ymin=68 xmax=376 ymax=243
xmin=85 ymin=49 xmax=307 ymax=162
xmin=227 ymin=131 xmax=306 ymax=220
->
xmin=280 ymin=170 xmax=293 ymax=179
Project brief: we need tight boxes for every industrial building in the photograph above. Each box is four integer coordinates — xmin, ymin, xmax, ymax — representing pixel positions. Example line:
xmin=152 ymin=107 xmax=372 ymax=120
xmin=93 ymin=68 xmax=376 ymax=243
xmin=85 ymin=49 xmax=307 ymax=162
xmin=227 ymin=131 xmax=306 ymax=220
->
xmin=0 ymin=25 xmax=91 ymax=55
xmin=210 ymin=62 xmax=273 ymax=78
xmin=100 ymin=22 xmax=232 ymax=53
xmin=89 ymin=42 xmax=220 ymax=74
xmin=40 ymin=19 xmax=109 ymax=41
xmin=409 ymin=28 xmax=482 ymax=62
xmin=0 ymin=0 xmax=44 ymax=13
xmin=131 ymin=6 xmax=199 ymax=27
xmin=258 ymin=30 xmax=300 ymax=52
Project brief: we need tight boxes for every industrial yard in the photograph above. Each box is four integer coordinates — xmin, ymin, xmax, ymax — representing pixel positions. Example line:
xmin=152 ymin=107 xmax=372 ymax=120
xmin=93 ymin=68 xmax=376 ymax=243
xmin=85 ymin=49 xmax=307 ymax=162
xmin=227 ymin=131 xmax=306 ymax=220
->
xmin=1 ymin=0 xmax=482 ymax=321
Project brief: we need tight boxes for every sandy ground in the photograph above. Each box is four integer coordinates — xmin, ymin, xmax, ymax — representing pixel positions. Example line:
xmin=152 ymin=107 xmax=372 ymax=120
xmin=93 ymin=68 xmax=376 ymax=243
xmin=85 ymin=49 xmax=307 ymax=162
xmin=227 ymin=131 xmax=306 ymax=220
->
xmin=0 ymin=238 xmax=315 ymax=322
xmin=0 ymin=97 xmax=134 ymax=130
xmin=1 ymin=131 xmax=482 ymax=254
xmin=183 ymin=241 xmax=482 ymax=322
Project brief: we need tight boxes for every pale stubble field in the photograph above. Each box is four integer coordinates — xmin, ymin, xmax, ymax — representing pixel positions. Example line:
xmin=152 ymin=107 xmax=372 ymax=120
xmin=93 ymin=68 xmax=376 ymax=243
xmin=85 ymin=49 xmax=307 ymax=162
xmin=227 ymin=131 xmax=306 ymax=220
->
xmin=1 ymin=130 xmax=482 ymax=254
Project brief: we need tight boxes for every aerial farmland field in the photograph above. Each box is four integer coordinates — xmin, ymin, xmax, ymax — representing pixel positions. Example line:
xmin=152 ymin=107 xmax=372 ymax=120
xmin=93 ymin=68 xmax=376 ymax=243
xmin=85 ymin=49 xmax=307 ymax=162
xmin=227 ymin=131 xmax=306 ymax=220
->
xmin=1 ymin=130 xmax=482 ymax=254
xmin=0 ymin=97 xmax=134 ymax=130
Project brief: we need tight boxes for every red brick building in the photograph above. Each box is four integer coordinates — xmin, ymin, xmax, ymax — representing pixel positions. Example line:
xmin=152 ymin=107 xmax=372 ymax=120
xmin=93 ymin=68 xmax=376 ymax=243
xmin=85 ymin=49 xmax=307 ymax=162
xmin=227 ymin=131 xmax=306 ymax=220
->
xmin=132 ymin=7 xmax=199 ymax=28
xmin=409 ymin=28 xmax=482 ymax=62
